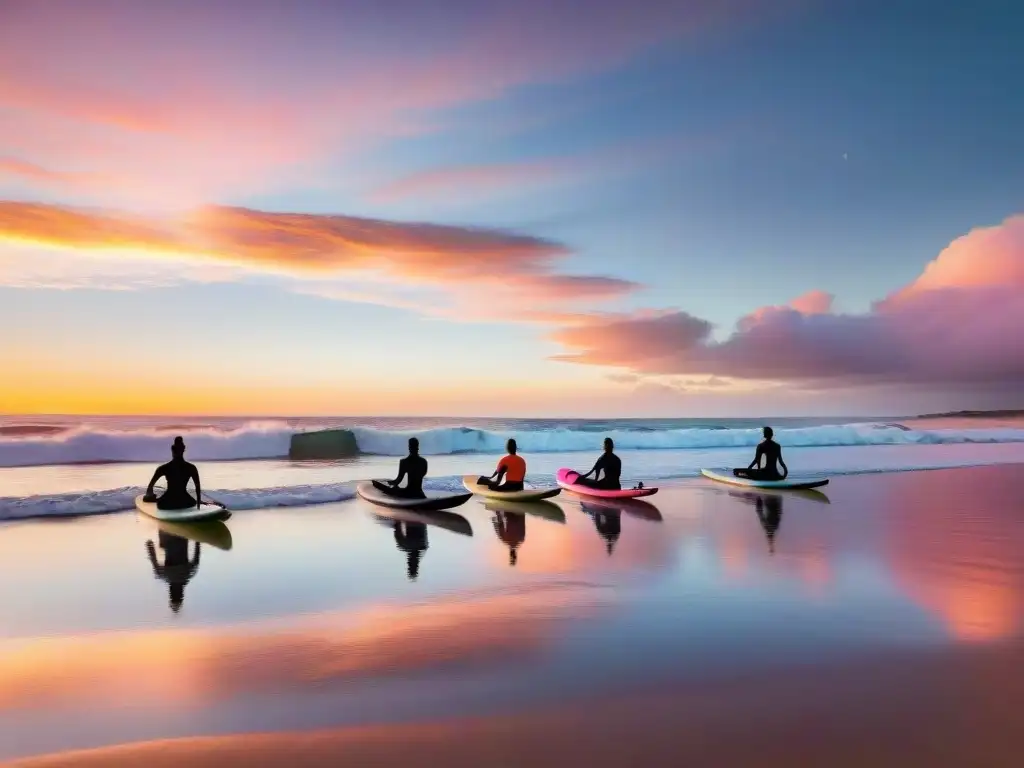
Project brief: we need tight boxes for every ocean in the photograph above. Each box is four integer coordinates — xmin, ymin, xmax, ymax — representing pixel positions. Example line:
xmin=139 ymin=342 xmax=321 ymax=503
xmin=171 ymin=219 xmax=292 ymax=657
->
xmin=3 ymin=414 xmax=1024 ymax=522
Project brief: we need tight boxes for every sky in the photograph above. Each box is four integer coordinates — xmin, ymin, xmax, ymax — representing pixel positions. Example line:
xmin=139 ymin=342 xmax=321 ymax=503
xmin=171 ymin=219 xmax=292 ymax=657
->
xmin=1 ymin=0 xmax=1022 ymax=417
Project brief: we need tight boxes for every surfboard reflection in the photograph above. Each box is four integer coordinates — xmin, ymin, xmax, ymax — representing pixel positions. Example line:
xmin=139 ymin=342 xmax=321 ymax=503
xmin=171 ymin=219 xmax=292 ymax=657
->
xmin=371 ymin=508 xmax=472 ymax=581
xmin=142 ymin=518 xmax=232 ymax=613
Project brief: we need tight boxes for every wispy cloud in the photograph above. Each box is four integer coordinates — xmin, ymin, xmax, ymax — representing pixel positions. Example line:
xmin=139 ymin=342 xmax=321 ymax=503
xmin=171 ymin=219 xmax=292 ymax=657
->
xmin=0 ymin=157 xmax=107 ymax=188
xmin=372 ymin=161 xmax=567 ymax=202
xmin=0 ymin=202 xmax=636 ymax=317
xmin=0 ymin=1 xmax=785 ymax=207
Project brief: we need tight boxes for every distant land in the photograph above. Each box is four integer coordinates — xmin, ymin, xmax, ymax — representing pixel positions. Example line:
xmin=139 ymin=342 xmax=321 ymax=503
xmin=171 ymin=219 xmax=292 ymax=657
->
xmin=917 ymin=409 xmax=1024 ymax=419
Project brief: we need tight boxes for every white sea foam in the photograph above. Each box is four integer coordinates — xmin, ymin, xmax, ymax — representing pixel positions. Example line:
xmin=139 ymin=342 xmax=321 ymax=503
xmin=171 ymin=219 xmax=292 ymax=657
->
xmin=3 ymin=422 xmax=1024 ymax=468
xmin=0 ymin=483 xmax=359 ymax=522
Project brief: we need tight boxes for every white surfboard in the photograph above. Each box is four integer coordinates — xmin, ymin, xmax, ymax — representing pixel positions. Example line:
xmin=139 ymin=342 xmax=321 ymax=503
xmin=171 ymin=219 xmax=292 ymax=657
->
xmin=135 ymin=495 xmax=230 ymax=522
xmin=462 ymin=475 xmax=560 ymax=501
xmin=700 ymin=468 xmax=829 ymax=490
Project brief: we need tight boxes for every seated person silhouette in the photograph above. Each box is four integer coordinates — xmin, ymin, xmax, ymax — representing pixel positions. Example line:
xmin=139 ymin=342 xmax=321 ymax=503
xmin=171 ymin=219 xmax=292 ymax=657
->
xmin=574 ymin=437 xmax=622 ymax=491
xmin=477 ymin=438 xmax=526 ymax=492
xmin=146 ymin=531 xmax=200 ymax=613
xmin=143 ymin=436 xmax=202 ymax=510
xmin=373 ymin=437 xmax=428 ymax=499
xmin=734 ymin=427 xmax=788 ymax=481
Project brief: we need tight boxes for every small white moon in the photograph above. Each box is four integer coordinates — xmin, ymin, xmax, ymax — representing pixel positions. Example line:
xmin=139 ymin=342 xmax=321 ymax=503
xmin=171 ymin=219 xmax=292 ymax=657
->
xmin=842 ymin=152 xmax=849 ymax=160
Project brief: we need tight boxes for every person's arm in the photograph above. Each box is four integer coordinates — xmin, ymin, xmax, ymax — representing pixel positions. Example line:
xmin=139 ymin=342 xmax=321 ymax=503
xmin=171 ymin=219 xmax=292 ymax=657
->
xmin=145 ymin=465 xmax=166 ymax=500
xmin=191 ymin=465 xmax=202 ymax=507
xmin=390 ymin=458 xmax=407 ymax=486
xmin=494 ymin=457 xmax=508 ymax=483
xmin=747 ymin=445 xmax=763 ymax=470
xmin=579 ymin=456 xmax=603 ymax=480
xmin=779 ymin=452 xmax=788 ymax=479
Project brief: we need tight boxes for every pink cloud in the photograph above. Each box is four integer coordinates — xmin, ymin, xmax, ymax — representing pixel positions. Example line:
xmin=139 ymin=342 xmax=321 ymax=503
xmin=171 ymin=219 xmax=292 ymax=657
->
xmin=789 ymin=289 xmax=834 ymax=314
xmin=550 ymin=215 xmax=1024 ymax=388
xmin=0 ymin=1 xmax=787 ymax=208
xmin=0 ymin=157 xmax=107 ymax=188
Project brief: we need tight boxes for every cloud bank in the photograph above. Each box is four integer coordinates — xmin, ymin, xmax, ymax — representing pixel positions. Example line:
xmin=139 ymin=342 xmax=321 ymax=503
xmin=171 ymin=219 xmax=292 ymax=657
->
xmin=552 ymin=216 xmax=1024 ymax=389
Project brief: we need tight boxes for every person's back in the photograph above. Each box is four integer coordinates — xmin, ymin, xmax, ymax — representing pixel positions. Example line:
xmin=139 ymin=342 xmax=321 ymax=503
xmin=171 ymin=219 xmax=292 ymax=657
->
xmin=478 ymin=438 xmax=526 ymax=491
xmin=759 ymin=438 xmax=782 ymax=476
xmin=498 ymin=453 xmax=526 ymax=483
xmin=400 ymin=453 xmax=428 ymax=494
xmin=374 ymin=437 xmax=428 ymax=498
xmin=575 ymin=437 xmax=622 ymax=490
xmin=734 ymin=427 xmax=788 ymax=481
xmin=598 ymin=450 xmax=622 ymax=487
xmin=145 ymin=436 xmax=201 ymax=510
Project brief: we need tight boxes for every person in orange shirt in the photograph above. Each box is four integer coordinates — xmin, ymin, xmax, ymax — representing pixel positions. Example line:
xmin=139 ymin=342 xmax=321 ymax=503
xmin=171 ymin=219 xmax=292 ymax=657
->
xmin=477 ymin=438 xmax=526 ymax=492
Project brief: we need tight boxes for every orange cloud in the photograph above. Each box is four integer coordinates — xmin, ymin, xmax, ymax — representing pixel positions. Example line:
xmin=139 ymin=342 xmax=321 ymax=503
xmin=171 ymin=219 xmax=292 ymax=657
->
xmin=0 ymin=202 xmax=636 ymax=314
xmin=788 ymin=289 xmax=834 ymax=315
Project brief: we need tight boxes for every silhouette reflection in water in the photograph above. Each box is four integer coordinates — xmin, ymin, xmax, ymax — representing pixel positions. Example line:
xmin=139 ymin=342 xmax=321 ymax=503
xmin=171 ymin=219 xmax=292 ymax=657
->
xmin=393 ymin=521 xmax=428 ymax=580
xmin=729 ymin=491 xmax=784 ymax=554
xmin=492 ymin=511 xmax=526 ymax=566
xmin=146 ymin=531 xmax=200 ymax=613
xmin=756 ymin=495 xmax=783 ymax=554
xmin=582 ymin=504 xmax=621 ymax=555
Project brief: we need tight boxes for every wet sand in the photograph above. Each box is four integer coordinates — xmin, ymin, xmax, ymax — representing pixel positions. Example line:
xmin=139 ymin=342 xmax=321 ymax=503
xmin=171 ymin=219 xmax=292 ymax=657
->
xmin=9 ymin=642 xmax=1024 ymax=767
xmin=2 ymin=464 xmax=1023 ymax=766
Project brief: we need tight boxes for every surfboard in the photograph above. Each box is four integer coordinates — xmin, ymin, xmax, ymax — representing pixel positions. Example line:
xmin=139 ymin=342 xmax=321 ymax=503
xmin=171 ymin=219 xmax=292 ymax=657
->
xmin=135 ymin=495 xmax=230 ymax=522
xmin=369 ymin=507 xmax=473 ymax=536
xmin=356 ymin=481 xmax=472 ymax=512
xmin=556 ymin=468 xmax=658 ymax=499
xmin=483 ymin=498 xmax=567 ymax=523
xmin=700 ymin=468 xmax=830 ymax=490
xmin=462 ymin=475 xmax=560 ymax=501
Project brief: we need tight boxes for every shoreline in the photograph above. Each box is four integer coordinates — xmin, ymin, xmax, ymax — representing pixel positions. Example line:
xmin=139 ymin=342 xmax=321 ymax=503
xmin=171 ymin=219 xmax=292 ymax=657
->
xmin=5 ymin=452 xmax=1024 ymax=524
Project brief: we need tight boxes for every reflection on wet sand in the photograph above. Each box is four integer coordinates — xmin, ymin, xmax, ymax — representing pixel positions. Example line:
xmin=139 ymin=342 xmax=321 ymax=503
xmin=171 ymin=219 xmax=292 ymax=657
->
xmin=0 ymin=583 xmax=615 ymax=715
xmin=371 ymin=508 xmax=472 ymax=580
xmin=580 ymin=504 xmax=621 ymax=555
xmin=392 ymin=521 xmax=428 ymax=580
xmin=880 ymin=466 xmax=1024 ymax=643
xmin=492 ymin=511 xmax=526 ymax=566
xmin=10 ymin=643 xmax=1024 ymax=768
xmin=141 ymin=517 xmax=233 ymax=613
xmin=728 ymin=491 xmax=784 ymax=554
xmin=573 ymin=496 xmax=664 ymax=522
xmin=146 ymin=532 xmax=200 ymax=613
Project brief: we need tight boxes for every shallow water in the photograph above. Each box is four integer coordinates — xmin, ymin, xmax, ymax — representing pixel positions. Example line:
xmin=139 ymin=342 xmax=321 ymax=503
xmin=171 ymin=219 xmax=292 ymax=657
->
xmin=1 ymin=464 xmax=1022 ymax=762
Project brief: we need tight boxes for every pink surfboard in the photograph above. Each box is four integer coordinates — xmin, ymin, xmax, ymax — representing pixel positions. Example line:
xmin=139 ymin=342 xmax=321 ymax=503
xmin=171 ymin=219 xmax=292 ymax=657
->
xmin=556 ymin=468 xmax=658 ymax=499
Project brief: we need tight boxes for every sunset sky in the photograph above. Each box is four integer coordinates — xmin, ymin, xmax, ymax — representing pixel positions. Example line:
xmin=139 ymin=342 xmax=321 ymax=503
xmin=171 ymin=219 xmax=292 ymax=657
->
xmin=2 ymin=0 xmax=1022 ymax=417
